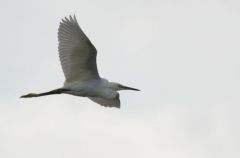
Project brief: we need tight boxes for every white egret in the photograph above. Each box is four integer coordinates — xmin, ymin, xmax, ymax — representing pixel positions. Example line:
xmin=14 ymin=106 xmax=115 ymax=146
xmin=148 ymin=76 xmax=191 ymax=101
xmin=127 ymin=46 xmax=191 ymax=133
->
xmin=21 ymin=15 xmax=139 ymax=108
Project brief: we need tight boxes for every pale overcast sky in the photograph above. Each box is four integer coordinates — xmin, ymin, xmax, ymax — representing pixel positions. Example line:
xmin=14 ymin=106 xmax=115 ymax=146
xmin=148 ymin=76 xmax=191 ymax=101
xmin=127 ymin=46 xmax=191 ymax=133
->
xmin=0 ymin=0 xmax=240 ymax=158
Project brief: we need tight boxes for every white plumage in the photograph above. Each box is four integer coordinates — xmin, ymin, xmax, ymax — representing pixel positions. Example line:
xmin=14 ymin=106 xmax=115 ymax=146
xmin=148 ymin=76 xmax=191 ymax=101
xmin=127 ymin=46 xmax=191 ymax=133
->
xmin=21 ymin=15 xmax=139 ymax=108
xmin=58 ymin=15 xmax=99 ymax=83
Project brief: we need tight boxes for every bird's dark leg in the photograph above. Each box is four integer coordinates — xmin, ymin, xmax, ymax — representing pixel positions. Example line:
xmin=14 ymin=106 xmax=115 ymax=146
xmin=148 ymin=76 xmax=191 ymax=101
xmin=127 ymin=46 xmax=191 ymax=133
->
xmin=20 ymin=88 xmax=70 ymax=98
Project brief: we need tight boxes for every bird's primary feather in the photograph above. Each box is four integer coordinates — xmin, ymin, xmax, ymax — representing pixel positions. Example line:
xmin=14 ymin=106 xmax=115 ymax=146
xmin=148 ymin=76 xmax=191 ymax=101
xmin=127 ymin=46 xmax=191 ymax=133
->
xmin=58 ymin=15 xmax=100 ymax=84
xmin=88 ymin=95 xmax=120 ymax=108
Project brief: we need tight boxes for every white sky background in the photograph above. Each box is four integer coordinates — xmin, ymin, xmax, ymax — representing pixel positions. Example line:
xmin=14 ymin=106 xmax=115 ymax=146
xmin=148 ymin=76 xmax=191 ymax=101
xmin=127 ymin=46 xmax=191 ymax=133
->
xmin=0 ymin=0 xmax=240 ymax=157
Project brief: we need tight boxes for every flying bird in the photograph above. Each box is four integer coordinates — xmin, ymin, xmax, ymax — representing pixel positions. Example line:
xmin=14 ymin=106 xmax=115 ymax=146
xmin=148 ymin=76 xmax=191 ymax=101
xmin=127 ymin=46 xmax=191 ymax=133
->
xmin=21 ymin=15 xmax=139 ymax=108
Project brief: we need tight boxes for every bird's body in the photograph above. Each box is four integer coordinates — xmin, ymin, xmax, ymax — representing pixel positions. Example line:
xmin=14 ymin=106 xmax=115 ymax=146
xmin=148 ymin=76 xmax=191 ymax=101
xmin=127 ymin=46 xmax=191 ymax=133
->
xmin=21 ymin=15 xmax=139 ymax=108
xmin=63 ymin=78 xmax=118 ymax=99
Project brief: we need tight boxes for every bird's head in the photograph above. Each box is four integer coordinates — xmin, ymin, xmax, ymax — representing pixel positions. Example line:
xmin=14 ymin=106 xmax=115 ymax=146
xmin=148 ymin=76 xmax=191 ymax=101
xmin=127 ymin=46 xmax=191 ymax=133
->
xmin=110 ymin=82 xmax=140 ymax=91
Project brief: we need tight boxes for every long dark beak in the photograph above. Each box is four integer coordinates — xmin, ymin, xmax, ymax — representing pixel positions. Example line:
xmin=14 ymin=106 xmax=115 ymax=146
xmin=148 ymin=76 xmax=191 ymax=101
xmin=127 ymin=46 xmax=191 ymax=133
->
xmin=119 ymin=85 xmax=140 ymax=91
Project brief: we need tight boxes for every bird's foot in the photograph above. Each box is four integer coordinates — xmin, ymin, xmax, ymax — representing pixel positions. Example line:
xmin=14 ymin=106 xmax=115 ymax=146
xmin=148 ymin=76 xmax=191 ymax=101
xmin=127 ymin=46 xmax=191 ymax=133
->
xmin=20 ymin=93 xmax=38 ymax=98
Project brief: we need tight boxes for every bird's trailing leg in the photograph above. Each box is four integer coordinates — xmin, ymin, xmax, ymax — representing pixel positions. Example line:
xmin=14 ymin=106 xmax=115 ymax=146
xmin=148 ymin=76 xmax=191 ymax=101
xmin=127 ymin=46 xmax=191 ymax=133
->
xmin=20 ymin=88 xmax=69 ymax=98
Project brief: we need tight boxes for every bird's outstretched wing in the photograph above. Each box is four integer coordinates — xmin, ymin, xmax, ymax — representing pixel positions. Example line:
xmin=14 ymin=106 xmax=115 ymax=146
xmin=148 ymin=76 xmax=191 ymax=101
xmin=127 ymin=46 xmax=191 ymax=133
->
xmin=88 ymin=95 xmax=120 ymax=108
xmin=58 ymin=15 xmax=100 ymax=84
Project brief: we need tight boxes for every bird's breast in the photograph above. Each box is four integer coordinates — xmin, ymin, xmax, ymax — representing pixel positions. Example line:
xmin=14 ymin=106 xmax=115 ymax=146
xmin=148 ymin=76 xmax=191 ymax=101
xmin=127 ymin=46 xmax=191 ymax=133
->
xmin=63 ymin=79 xmax=118 ymax=99
xmin=63 ymin=79 xmax=101 ymax=97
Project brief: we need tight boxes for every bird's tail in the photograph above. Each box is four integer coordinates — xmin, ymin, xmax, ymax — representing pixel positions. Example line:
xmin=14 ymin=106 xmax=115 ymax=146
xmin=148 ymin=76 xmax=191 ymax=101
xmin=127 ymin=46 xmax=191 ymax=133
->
xmin=20 ymin=88 xmax=68 ymax=98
